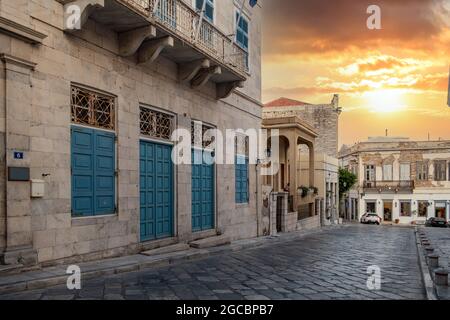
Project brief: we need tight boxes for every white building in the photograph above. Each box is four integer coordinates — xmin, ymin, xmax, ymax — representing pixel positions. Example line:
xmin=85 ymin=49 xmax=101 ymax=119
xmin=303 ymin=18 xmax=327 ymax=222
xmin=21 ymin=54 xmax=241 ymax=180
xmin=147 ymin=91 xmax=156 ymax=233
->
xmin=339 ymin=137 xmax=450 ymax=225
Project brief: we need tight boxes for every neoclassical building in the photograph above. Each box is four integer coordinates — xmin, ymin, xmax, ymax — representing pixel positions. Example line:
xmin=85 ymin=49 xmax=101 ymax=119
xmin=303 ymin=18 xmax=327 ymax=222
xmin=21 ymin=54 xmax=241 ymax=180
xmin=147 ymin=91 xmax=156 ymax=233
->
xmin=261 ymin=96 xmax=341 ymax=232
xmin=339 ymin=137 xmax=450 ymax=224
xmin=0 ymin=0 xmax=263 ymax=266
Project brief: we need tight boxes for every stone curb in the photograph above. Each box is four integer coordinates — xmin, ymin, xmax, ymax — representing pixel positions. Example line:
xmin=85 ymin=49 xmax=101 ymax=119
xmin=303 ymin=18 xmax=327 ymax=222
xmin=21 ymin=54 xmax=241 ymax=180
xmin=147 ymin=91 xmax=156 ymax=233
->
xmin=0 ymin=225 xmax=344 ymax=295
xmin=414 ymin=227 xmax=437 ymax=300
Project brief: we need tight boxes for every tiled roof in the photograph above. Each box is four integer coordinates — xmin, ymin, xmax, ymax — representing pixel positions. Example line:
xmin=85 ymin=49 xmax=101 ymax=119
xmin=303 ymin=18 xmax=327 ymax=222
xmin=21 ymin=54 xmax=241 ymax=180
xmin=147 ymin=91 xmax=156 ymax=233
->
xmin=264 ymin=97 xmax=311 ymax=107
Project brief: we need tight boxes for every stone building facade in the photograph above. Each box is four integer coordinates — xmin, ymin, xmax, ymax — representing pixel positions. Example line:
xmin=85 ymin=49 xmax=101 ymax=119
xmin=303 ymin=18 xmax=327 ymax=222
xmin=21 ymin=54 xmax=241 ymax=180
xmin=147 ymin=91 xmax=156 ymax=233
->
xmin=263 ymin=95 xmax=341 ymax=157
xmin=0 ymin=0 xmax=263 ymax=266
xmin=339 ymin=137 xmax=450 ymax=225
xmin=262 ymin=96 xmax=341 ymax=227
xmin=301 ymin=154 xmax=339 ymax=225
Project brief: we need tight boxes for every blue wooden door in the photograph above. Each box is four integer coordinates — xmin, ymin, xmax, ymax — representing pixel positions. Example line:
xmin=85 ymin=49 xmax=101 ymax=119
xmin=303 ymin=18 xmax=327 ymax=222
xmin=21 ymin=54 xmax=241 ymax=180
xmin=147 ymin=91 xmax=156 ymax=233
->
xmin=71 ymin=127 xmax=115 ymax=217
xmin=192 ymin=149 xmax=215 ymax=232
xmin=140 ymin=140 xmax=174 ymax=241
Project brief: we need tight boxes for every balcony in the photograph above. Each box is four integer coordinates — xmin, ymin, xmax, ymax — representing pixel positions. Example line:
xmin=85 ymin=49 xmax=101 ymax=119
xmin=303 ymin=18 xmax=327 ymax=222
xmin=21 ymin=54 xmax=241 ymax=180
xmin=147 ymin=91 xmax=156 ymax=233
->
xmin=58 ymin=0 xmax=247 ymax=99
xmin=363 ymin=181 xmax=414 ymax=193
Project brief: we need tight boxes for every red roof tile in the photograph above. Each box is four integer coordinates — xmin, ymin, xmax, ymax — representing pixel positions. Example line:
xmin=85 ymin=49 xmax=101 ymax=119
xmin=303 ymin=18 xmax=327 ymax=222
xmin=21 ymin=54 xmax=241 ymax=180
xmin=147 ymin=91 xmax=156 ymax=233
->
xmin=264 ymin=97 xmax=311 ymax=107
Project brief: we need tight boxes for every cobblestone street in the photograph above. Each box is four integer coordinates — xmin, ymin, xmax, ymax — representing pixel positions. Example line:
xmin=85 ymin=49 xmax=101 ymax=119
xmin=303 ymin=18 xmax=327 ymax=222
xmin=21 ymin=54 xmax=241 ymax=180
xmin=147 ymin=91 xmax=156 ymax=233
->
xmin=0 ymin=225 xmax=426 ymax=300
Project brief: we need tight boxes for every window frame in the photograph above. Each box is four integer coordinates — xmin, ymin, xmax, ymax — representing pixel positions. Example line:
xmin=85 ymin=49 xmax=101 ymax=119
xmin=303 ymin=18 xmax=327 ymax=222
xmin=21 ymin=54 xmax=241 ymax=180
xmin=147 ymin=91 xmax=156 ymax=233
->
xmin=139 ymin=105 xmax=175 ymax=143
xmin=365 ymin=201 xmax=376 ymax=214
xmin=382 ymin=163 xmax=393 ymax=181
xmin=194 ymin=0 xmax=215 ymax=24
xmin=417 ymin=201 xmax=429 ymax=218
xmin=70 ymin=85 xmax=118 ymax=218
xmin=234 ymin=8 xmax=250 ymax=72
xmin=400 ymin=200 xmax=412 ymax=217
xmin=416 ymin=162 xmax=428 ymax=181
xmin=399 ymin=163 xmax=411 ymax=181
xmin=365 ymin=165 xmax=375 ymax=182
xmin=71 ymin=84 xmax=116 ymax=131
xmin=434 ymin=160 xmax=447 ymax=181
xmin=235 ymin=135 xmax=249 ymax=204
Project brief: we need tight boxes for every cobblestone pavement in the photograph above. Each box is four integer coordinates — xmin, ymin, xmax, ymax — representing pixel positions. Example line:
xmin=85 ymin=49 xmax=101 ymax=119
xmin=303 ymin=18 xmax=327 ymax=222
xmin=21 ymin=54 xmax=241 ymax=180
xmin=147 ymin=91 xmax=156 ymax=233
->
xmin=421 ymin=227 xmax=450 ymax=269
xmin=0 ymin=225 xmax=425 ymax=300
xmin=420 ymin=226 xmax=450 ymax=299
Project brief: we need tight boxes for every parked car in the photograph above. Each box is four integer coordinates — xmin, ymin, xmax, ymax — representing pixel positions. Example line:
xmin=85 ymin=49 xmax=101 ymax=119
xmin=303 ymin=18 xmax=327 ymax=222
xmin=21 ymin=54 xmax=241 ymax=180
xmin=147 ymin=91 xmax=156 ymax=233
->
xmin=360 ymin=213 xmax=382 ymax=225
xmin=425 ymin=217 xmax=448 ymax=228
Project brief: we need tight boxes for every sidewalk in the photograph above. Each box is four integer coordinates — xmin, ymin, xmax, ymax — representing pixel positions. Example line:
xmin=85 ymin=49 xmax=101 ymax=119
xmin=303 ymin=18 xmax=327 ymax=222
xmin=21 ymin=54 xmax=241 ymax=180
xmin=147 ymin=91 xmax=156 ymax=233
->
xmin=0 ymin=225 xmax=344 ymax=295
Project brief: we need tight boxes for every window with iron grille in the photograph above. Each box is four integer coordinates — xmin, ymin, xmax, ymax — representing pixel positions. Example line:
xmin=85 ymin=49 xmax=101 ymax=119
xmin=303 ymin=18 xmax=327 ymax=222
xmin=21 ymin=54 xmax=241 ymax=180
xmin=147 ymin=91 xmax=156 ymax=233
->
xmin=71 ymin=86 xmax=115 ymax=130
xmin=140 ymin=107 xmax=174 ymax=140
xmin=191 ymin=121 xmax=215 ymax=149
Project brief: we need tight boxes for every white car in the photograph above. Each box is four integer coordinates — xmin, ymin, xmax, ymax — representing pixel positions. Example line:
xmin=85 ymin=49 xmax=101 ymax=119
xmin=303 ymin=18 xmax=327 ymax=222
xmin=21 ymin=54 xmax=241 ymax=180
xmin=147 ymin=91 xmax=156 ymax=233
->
xmin=361 ymin=213 xmax=382 ymax=225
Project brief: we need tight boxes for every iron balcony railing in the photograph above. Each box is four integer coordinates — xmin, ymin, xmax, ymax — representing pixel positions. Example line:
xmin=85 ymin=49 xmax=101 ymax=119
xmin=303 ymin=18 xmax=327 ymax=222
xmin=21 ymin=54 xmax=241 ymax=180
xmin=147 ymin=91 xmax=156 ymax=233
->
xmin=119 ymin=0 xmax=152 ymax=15
xmin=118 ymin=0 xmax=248 ymax=77
xmin=363 ymin=180 xmax=415 ymax=191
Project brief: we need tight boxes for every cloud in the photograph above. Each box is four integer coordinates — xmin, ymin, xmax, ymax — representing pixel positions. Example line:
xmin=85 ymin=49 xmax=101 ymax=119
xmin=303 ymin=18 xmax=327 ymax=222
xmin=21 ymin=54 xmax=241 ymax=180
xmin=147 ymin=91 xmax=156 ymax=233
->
xmin=263 ymin=0 xmax=450 ymax=56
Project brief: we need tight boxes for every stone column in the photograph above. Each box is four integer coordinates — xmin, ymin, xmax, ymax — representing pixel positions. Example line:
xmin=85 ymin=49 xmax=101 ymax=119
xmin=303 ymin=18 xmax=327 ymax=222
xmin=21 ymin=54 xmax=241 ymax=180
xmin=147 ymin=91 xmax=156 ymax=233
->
xmin=270 ymin=192 xmax=278 ymax=236
xmin=287 ymin=135 xmax=298 ymax=212
xmin=176 ymin=114 xmax=192 ymax=242
xmin=1 ymin=54 xmax=37 ymax=265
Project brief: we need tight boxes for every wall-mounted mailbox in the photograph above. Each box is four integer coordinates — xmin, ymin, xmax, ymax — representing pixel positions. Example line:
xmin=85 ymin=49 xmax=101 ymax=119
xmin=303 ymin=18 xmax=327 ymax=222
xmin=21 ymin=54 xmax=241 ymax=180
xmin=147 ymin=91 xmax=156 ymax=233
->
xmin=31 ymin=179 xmax=45 ymax=198
xmin=8 ymin=167 xmax=30 ymax=181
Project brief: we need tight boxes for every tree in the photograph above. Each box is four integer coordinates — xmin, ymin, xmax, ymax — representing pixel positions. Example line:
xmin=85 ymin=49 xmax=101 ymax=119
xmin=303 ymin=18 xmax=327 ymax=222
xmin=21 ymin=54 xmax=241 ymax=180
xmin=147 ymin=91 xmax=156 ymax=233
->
xmin=339 ymin=168 xmax=357 ymax=197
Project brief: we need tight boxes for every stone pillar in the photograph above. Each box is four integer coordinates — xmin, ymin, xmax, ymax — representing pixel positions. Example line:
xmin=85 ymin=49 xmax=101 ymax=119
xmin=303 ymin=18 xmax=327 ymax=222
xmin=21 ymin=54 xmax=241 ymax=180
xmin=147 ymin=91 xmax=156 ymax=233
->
xmin=287 ymin=135 xmax=298 ymax=211
xmin=270 ymin=192 xmax=278 ymax=236
xmin=308 ymin=144 xmax=315 ymax=217
xmin=176 ymin=114 xmax=192 ymax=242
xmin=0 ymin=54 xmax=37 ymax=265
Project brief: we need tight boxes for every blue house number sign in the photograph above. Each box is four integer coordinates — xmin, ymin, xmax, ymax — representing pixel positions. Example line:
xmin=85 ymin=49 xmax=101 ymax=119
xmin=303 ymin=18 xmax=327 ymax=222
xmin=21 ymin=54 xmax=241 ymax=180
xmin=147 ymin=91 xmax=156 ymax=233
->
xmin=14 ymin=152 xmax=24 ymax=160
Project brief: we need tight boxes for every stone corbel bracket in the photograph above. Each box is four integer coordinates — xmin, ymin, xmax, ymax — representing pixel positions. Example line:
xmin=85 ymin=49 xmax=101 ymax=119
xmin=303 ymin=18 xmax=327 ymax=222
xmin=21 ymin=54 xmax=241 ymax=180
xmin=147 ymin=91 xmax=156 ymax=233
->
xmin=119 ymin=25 xmax=157 ymax=57
xmin=178 ymin=59 xmax=210 ymax=83
xmin=217 ymin=81 xmax=244 ymax=99
xmin=191 ymin=66 xmax=222 ymax=89
xmin=138 ymin=36 xmax=174 ymax=64
xmin=59 ymin=0 xmax=105 ymax=32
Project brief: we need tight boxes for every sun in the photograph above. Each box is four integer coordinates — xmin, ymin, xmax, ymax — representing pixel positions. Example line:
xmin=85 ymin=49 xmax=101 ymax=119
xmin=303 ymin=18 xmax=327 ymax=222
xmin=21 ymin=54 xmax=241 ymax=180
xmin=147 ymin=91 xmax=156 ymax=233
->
xmin=364 ymin=89 xmax=406 ymax=113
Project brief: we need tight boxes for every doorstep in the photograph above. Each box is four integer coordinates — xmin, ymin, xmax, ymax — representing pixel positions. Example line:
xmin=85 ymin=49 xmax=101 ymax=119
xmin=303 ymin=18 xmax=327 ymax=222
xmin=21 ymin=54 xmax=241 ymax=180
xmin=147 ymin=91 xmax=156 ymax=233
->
xmin=189 ymin=235 xmax=231 ymax=249
xmin=141 ymin=243 xmax=190 ymax=256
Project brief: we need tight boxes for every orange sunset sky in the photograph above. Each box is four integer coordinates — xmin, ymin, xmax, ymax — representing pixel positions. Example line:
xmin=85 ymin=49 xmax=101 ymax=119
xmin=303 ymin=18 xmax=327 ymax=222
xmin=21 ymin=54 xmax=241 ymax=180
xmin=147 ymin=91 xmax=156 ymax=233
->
xmin=261 ymin=0 xmax=450 ymax=148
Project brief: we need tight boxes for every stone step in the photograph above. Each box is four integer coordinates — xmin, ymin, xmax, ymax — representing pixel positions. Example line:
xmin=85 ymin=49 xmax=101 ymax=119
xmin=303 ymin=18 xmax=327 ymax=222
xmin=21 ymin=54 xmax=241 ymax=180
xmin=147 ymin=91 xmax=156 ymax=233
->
xmin=0 ymin=264 xmax=25 ymax=275
xmin=189 ymin=235 xmax=231 ymax=249
xmin=141 ymin=243 xmax=190 ymax=257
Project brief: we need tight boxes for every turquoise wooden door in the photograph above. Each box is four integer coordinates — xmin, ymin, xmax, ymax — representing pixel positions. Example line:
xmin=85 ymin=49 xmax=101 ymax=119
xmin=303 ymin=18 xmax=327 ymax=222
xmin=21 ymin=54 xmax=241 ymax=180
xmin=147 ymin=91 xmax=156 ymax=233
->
xmin=71 ymin=126 xmax=115 ymax=217
xmin=192 ymin=149 xmax=215 ymax=232
xmin=140 ymin=140 xmax=174 ymax=241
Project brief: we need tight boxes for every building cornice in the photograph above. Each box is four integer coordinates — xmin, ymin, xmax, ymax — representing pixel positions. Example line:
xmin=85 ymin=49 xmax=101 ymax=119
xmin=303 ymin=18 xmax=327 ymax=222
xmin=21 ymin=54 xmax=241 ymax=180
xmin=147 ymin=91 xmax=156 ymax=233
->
xmin=0 ymin=16 xmax=47 ymax=44
xmin=0 ymin=54 xmax=37 ymax=71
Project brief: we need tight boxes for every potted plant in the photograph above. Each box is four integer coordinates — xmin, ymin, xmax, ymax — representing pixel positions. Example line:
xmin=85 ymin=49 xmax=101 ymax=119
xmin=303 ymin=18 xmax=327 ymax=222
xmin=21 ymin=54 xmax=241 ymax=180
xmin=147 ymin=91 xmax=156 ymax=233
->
xmin=310 ymin=186 xmax=319 ymax=195
xmin=299 ymin=186 xmax=309 ymax=198
xmin=394 ymin=218 xmax=400 ymax=224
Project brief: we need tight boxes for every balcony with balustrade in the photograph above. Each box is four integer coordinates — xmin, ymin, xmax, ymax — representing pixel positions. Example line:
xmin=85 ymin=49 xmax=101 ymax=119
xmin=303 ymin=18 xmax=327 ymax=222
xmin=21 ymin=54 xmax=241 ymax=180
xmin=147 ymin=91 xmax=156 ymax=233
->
xmin=363 ymin=180 xmax=415 ymax=193
xmin=58 ymin=0 xmax=248 ymax=99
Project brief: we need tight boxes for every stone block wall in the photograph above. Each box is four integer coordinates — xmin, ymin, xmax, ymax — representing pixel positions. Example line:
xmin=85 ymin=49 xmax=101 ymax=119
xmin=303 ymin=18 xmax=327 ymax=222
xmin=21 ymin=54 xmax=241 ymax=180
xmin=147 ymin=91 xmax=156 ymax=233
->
xmin=297 ymin=215 xmax=320 ymax=231
xmin=0 ymin=0 xmax=263 ymax=264
xmin=263 ymin=98 xmax=341 ymax=158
